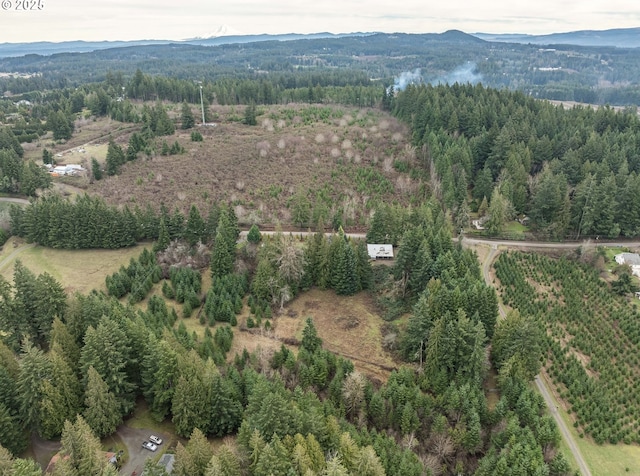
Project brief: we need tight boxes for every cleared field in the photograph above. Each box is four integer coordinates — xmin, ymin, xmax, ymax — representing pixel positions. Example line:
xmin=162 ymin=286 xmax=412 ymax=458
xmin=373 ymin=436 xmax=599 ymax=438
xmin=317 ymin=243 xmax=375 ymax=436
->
xmin=273 ymin=288 xmax=397 ymax=383
xmin=89 ymin=104 xmax=414 ymax=226
xmin=0 ymin=237 xmax=150 ymax=295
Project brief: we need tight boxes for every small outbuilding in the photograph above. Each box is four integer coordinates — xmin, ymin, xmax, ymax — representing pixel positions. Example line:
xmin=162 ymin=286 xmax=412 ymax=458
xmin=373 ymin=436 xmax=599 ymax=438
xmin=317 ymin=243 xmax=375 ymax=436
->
xmin=367 ymin=244 xmax=394 ymax=260
xmin=615 ymin=252 xmax=640 ymax=278
xmin=158 ymin=454 xmax=175 ymax=474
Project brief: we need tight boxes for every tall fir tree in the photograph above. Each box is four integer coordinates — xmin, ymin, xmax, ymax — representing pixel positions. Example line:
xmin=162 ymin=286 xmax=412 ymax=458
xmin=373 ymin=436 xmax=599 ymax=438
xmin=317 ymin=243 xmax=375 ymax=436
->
xmin=83 ymin=366 xmax=122 ymax=438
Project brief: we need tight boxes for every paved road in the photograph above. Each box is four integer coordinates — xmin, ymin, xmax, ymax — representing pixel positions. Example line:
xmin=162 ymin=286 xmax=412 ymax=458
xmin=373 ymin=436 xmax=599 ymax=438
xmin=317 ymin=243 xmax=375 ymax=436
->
xmin=462 ymin=236 xmax=640 ymax=250
xmin=472 ymin=237 xmax=591 ymax=476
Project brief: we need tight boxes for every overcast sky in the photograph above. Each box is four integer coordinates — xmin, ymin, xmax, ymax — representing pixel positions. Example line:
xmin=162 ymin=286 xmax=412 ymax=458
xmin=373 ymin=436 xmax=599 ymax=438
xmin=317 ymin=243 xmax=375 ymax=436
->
xmin=1 ymin=0 xmax=639 ymax=43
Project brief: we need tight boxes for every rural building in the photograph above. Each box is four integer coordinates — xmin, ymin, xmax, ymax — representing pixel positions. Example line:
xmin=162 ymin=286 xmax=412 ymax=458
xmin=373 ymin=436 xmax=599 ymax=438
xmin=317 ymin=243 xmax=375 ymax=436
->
xmin=367 ymin=244 xmax=394 ymax=260
xmin=49 ymin=164 xmax=85 ymax=176
xmin=615 ymin=252 xmax=640 ymax=278
xmin=157 ymin=454 xmax=175 ymax=474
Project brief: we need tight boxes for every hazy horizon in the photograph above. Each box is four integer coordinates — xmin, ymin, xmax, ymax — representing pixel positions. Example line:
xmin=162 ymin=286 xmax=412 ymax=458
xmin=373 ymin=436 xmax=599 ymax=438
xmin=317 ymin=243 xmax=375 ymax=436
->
xmin=1 ymin=0 xmax=639 ymax=43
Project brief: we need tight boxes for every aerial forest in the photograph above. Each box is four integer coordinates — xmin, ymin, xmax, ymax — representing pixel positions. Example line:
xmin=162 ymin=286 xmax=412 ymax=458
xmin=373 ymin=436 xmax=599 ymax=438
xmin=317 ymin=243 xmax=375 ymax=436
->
xmin=3 ymin=42 xmax=640 ymax=474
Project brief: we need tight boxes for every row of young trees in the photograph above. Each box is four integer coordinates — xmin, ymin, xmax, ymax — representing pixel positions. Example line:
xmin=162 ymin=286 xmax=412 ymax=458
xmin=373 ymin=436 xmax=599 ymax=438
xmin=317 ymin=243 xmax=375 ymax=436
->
xmin=9 ymin=194 xmax=238 ymax=250
xmin=495 ymin=250 xmax=640 ymax=445
xmin=393 ymin=82 xmax=640 ymax=238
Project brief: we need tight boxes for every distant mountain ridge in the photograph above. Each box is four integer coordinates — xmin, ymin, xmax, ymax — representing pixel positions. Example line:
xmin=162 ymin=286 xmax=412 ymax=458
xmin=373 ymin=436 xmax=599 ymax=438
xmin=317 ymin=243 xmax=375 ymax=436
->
xmin=2 ymin=26 xmax=638 ymax=59
xmin=0 ymin=32 xmax=373 ymax=58
xmin=473 ymin=27 xmax=640 ymax=48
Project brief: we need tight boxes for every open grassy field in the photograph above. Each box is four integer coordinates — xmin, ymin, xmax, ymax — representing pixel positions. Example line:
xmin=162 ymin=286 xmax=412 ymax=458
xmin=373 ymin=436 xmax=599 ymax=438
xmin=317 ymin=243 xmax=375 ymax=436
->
xmin=21 ymin=117 xmax=139 ymax=164
xmin=275 ymin=288 xmax=397 ymax=383
xmin=0 ymin=236 xmax=150 ymax=295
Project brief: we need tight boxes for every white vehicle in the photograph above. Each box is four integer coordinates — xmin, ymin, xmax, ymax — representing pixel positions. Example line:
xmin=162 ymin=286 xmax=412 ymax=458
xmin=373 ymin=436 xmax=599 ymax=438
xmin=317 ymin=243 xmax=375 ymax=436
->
xmin=149 ymin=435 xmax=163 ymax=445
xmin=142 ymin=441 xmax=157 ymax=452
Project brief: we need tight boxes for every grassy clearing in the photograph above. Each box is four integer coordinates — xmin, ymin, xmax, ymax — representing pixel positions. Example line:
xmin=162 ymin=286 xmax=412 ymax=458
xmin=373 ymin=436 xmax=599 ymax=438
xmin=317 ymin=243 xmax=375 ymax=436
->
xmin=274 ymin=288 xmax=398 ymax=383
xmin=0 ymin=238 xmax=150 ymax=295
xmin=125 ymin=400 xmax=177 ymax=436
xmin=600 ymin=245 xmax=627 ymax=264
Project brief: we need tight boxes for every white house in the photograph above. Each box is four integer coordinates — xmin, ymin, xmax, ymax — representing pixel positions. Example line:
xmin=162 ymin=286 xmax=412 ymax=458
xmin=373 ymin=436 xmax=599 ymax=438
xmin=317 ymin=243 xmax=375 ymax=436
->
xmin=615 ymin=252 xmax=640 ymax=278
xmin=367 ymin=244 xmax=394 ymax=260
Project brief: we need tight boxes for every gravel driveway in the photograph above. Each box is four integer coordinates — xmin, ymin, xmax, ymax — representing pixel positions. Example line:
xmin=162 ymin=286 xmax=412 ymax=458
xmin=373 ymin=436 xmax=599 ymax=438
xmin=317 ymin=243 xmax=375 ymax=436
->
xmin=117 ymin=425 xmax=169 ymax=475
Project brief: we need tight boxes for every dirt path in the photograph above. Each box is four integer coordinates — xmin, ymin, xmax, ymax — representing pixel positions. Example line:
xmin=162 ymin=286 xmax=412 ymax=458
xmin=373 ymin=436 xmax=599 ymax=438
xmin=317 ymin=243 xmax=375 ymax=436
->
xmin=30 ymin=434 xmax=61 ymax=471
xmin=472 ymin=239 xmax=591 ymax=476
xmin=0 ymin=197 xmax=30 ymax=206
xmin=535 ymin=375 xmax=591 ymax=476
xmin=0 ymin=242 xmax=35 ymax=272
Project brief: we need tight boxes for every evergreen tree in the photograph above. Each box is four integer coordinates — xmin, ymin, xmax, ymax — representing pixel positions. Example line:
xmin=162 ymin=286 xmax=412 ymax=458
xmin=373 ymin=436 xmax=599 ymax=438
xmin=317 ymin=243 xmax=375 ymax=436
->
xmin=153 ymin=102 xmax=175 ymax=136
xmin=185 ymin=204 xmax=206 ymax=246
xmin=174 ymin=428 xmax=213 ymax=476
xmin=83 ymin=366 xmax=122 ymax=438
xmin=247 ymin=224 xmax=262 ymax=244
xmin=301 ymin=317 xmax=322 ymax=353
xmin=40 ymin=350 xmax=81 ymax=439
xmin=492 ymin=310 xmax=544 ymax=380
xmin=42 ymin=148 xmax=53 ymax=165
xmin=0 ymin=403 xmax=27 ymax=456
xmin=17 ymin=340 xmax=51 ymax=433
xmin=91 ymin=157 xmax=103 ymax=181
xmin=20 ymin=160 xmax=52 ymax=196
xmin=105 ymin=138 xmax=125 ymax=176
xmin=291 ymin=189 xmax=311 ymax=228
xmin=244 ymin=101 xmax=257 ymax=126
xmin=56 ymin=415 xmax=112 ymax=476
xmin=210 ymin=231 xmax=234 ymax=278
xmin=486 ymin=187 xmax=509 ymax=236
xmin=330 ymin=234 xmax=359 ymax=296
xmin=154 ymin=216 xmax=171 ymax=253
xmin=181 ymin=101 xmax=196 ymax=129
xmin=80 ymin=319 xmax=136 ymax=416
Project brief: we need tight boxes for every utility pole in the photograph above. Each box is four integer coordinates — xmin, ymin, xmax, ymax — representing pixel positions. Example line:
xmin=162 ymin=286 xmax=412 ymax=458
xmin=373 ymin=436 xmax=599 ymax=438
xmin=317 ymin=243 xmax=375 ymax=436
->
xmin=199 ymin=84 xmax=206 ymax=125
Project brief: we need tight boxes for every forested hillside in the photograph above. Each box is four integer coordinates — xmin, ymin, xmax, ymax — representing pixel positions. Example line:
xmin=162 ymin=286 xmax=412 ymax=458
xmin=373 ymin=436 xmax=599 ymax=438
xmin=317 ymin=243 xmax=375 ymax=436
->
xmin=3 ymin=31 xmax=640 ymax=105
xmin=394 ymin=83 xmax=640 ymax=239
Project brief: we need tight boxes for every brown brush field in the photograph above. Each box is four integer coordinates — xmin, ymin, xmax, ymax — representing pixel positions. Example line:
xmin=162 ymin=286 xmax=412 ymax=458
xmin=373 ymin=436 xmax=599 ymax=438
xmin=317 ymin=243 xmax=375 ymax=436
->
xmin=226 ymin=288 xmax=398 ymax=383
xmin=82 ymin=104 xmax=418 ymax=227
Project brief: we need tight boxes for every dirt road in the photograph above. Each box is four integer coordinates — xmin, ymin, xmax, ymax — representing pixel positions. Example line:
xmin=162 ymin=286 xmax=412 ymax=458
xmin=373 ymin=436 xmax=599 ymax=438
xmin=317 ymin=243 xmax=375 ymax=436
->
xmin=535 ymin=375 xmax=592 ymax=476
xmin=0 ymin=242 xmax=35 ymax=272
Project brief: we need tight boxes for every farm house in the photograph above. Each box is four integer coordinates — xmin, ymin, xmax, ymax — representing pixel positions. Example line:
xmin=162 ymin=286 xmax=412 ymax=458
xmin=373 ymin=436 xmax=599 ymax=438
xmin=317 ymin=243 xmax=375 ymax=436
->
xmin=367 ymin=244 xmax=394 ymax=260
